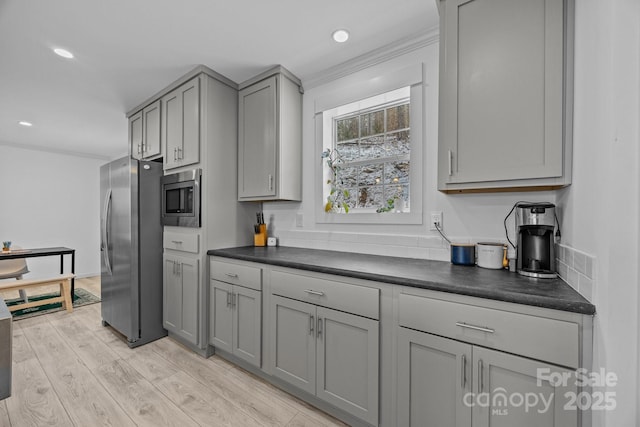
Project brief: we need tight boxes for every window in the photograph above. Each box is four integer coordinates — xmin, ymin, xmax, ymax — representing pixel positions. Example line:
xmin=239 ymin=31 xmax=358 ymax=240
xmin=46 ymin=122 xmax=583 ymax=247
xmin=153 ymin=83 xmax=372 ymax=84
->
xmin=314 ymin=64 xmax=424 ymax=225
xmin=328 ymin=92 xmax=411 ymax=213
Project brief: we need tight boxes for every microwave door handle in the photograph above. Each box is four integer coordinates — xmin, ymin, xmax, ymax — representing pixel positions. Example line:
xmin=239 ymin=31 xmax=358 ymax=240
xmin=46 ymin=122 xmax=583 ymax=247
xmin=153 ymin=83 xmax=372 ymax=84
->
xmin=101 ymin=189 xmax=113 ymax=275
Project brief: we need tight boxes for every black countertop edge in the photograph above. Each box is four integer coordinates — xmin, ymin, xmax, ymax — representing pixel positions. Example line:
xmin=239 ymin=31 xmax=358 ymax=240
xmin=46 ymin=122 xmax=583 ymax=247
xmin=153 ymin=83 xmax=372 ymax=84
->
xmin=208 ymin=246 xmax=596 ymax=316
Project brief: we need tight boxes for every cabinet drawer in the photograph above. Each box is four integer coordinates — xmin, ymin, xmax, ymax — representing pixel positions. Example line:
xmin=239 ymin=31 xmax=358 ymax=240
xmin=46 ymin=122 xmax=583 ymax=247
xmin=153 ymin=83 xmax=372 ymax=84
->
xmin=211 ymin=260 xmax=262 ymax=291
xmin=398 ymin=293 xmax=579 ymax=369
xmin=163 ymin=232 xmax=199 ymax=253
xmin=271 ymin=270 xmax=379 ymax=320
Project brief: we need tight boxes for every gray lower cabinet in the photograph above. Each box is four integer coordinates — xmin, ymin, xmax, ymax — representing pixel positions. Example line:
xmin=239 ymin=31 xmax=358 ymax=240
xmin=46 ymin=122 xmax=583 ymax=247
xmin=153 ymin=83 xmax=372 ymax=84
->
xmin=209 ymin=280 xmax=261 ymax=367
xmin=397 ymin=326 xmax=577 ymax=427
xmin=163 ymin=254 xmax=199 ymax=345
xmin=270 ymin=295 xmax=379 ymax=426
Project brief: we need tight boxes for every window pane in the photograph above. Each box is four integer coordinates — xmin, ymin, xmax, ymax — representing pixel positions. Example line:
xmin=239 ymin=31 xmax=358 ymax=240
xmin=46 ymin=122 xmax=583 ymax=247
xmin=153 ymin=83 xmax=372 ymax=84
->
xmin=385 ymin=161 xmax=410 ymax=184
xmin=359 ymin=136 xmax=386 ymax=160
xmin=384 ymin=184 xmax=410 ymax=208
xmin=359 ymin=164 xmax=384 ymax=186
xmin=343 ymin=188 xmax=357 ymax=209
xmin=336 ymin=117 xmax=358 ymax=141
xmin=336 ymin=140 xmax=359 ymax=162
xmin=358 ymin=186 xmax=383 ymax=208
xmin=360 ymin=110 xmax=384 ymax=137
xmin=337 ymin=165 xmax=358 ymax=187
xmin=385 ymin=130 xmax=411 ymax=156
xmin=387 ymin=104 xmax=410 ymax=131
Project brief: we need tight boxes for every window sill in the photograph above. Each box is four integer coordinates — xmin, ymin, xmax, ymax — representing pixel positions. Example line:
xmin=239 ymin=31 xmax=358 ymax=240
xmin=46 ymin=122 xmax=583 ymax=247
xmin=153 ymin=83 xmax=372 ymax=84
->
xmin=316 ymin=211 xmax=423 ymax=225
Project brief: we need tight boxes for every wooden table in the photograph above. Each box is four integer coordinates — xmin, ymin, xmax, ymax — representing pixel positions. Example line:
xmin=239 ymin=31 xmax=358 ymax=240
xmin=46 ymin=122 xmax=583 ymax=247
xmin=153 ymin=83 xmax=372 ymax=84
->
xmin=0 ymin=247 xmax=76 ymax=299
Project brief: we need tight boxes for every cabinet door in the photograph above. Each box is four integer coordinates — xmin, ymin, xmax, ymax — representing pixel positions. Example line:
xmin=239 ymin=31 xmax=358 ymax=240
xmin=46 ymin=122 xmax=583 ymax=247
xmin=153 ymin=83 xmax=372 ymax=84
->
xmin=316 ymin=307 xmax=379 ymax=426
xmin=397 ymin=327 xmax=472 ymax=427
xmin=232 ymin=285 xmax=262 ymax=368
xmin=179 ymin=256 xmax=200 ymax=345
xmin=473 ymin=347 xmax=577 ymax=427
xmin=269 ymin=295 xmax=316 ymax=395
xmin=142 ymin=99 xmax=161 ymax=158
xmin=209 ymin=280 xmax=233 ymax=353
xmin=163 ymin=77 xmax=200 ymax=170
xmin=440 ymin=0 xmax=564 ymax=185
xmin=129 ymin=110 xmax=143 ymax=160
xmin=179 ymin=77 xmax=200 ymax=167
xmin=163 ymin=255 xmax=182 ymax=332
xmin=238 ymin=75 xmax=277 ymax=199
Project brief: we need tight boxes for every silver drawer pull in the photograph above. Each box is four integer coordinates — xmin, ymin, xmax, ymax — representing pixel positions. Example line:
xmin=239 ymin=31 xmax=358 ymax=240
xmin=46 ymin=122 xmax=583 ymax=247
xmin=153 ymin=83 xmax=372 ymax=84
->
xmin=455 ymin=322 xmax=495 ymax=334
xmin=225 ymin=273 xmax=239 ymax=278
xmin=304 ymin=289 xmax=325 ymax=296
xmin=171 ymin=240 xmax=183 ymax=244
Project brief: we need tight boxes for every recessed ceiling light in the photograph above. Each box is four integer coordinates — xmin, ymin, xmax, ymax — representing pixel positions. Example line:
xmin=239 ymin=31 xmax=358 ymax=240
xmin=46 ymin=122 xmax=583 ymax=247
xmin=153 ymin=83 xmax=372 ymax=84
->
xmin=332 ymin=29 xmax=350 ymax=43
xmin=18 ymin=121 xmax=33 ymax=127
xmin=53 ymin=48 xmax=74 ymax=59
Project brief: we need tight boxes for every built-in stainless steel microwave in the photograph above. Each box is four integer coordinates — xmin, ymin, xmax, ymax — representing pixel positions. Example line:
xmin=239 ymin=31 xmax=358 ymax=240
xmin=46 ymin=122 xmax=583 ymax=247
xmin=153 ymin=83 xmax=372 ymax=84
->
xmin=161 ymin=169 xmax=201 ymax=227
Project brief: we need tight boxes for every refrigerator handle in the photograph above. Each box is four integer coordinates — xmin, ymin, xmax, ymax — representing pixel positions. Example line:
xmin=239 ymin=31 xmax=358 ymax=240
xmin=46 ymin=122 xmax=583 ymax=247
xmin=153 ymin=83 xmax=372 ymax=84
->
xmin=101 ymin=188 xmax=113 ymax=275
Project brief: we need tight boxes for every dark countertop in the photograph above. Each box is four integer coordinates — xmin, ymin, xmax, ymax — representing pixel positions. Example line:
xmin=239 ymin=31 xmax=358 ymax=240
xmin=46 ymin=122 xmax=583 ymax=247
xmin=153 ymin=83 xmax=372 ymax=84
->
xmin=208 ymin=246 xmax=596 ymax=315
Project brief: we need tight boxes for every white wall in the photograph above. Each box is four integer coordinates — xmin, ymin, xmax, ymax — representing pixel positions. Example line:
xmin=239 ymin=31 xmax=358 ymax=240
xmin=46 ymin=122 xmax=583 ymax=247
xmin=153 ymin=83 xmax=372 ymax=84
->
xmin=0 ymin=144 xmax=105 ymax=279
xmin=557 ymin=0 xmax=640 ymax=425
xmin=264 ymin=41 xmax=557 ymax=261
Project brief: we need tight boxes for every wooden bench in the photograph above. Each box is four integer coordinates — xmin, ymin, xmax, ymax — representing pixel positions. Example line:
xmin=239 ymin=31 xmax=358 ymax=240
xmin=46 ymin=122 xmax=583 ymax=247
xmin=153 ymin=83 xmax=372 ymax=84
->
xmin=0 ymin=273 xmax=75 ymax=313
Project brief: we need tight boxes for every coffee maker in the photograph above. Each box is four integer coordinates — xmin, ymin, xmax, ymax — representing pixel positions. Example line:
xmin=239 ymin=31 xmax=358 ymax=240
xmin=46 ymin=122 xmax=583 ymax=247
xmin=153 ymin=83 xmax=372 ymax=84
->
xmin=516 ymin=202 xmax=557 ymax=278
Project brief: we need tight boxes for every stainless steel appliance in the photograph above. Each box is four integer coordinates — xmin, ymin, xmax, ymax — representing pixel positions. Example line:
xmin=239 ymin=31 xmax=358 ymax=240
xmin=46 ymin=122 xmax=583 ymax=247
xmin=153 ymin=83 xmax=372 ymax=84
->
xmin=515 ymin=202 xmax=558 ymax=279
xmin=100 ymin=156 xmax=166 ymax=347
xmin=161 ymin=168 xmax=201 ymax=227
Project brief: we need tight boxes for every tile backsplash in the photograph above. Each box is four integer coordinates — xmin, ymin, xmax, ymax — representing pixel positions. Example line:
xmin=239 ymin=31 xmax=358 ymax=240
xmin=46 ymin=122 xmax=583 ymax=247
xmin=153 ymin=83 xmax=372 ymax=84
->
xmin=556 ymin=244 xmax=596 ymax=302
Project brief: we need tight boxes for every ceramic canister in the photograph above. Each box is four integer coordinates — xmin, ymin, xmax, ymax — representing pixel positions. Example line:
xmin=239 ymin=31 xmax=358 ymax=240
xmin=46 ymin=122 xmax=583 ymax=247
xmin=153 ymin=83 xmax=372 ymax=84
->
xmin=450 ymin=244 xmax=476 ymax=266
xmin=476 ymin=242 xmax=506 ymax=269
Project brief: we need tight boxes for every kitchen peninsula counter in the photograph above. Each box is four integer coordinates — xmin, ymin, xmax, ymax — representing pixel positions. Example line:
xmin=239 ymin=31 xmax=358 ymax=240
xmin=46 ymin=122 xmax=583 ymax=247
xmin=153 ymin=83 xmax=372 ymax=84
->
xmin=208 ymin=246 xmax=595 ymax=315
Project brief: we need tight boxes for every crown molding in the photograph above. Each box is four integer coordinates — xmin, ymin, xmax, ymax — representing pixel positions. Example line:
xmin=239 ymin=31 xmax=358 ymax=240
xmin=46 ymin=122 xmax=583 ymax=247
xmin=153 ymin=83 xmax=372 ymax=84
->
xmin=0 ymin=141 xmax=112 ymax=161
xmin=302 ymin=26 xmax=439 ymax=90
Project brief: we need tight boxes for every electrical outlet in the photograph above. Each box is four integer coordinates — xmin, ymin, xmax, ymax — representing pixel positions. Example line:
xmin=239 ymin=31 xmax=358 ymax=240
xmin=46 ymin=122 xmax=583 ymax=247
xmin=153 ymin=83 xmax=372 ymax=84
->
xmin=430 ymin=211 xmax=443 ymax=231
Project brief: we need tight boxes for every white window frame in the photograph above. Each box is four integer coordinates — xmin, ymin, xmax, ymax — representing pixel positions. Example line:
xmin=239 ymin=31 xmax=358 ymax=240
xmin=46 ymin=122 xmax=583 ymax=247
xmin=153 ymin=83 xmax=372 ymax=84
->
xmin=315 ymin=64 xmax=424 ymax=225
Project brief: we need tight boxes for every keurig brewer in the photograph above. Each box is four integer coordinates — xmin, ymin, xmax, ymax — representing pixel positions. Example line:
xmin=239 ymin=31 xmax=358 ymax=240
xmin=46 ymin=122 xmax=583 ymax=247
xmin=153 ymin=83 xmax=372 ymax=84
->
xmin=515 ymin=202 xmax=558 ymax=278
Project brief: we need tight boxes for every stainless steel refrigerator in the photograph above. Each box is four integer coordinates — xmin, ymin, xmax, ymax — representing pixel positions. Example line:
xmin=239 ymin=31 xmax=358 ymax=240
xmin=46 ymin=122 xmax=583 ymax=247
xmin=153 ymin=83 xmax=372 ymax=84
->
xmin=100 ymin=156 xmax=166 ymax=347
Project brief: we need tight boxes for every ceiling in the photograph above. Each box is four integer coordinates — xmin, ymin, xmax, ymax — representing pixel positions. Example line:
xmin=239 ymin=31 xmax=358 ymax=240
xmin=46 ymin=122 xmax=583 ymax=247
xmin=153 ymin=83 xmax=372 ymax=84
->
xmin=0 ymin=0 xmax=438 ymax=160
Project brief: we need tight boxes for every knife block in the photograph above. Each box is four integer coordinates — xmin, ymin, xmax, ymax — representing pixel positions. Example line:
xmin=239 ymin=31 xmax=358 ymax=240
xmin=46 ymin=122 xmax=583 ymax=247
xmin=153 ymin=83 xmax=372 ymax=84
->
xmin=254 ymin=224 xmax=267 ymax=247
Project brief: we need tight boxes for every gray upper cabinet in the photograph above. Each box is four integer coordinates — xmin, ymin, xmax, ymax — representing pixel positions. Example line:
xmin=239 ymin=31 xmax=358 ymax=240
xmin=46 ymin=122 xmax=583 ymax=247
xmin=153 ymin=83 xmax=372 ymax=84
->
xmin=437 ymin=0 xmax=574 ymax=192
xmin=238 ymin=68 xmax=302 ymax=201
xmin=130 ymin=100 xmax=161 ymax=160
xmin=163 ymin=77 xmax=200 ymax=170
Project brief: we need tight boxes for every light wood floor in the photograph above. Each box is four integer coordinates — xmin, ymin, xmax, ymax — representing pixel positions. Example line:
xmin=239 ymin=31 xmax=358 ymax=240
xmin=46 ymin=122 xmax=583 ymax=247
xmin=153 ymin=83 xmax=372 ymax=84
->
xmin=0 ymin=278 xmax=347 ymax=427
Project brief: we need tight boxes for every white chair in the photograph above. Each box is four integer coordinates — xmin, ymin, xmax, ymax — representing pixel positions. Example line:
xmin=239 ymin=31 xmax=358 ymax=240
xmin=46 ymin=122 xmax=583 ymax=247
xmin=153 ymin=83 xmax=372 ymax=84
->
xmin=0 ymin=249 xmax=30 ymax=303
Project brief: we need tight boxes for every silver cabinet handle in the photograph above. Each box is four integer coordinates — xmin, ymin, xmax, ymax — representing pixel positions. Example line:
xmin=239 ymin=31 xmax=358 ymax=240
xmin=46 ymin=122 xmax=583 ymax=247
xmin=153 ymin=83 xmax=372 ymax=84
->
xmin=177 ymin=147 xmax=183 ymax=160
xmin=309 ymin=314 xmax=314 ymax=335
xmin=304 ymin=289 xmax=325 ymax=296
xmin=137 ymin=144 xmax=142 ymax=155
xmin=317 ymin=317 xmax=323 ymax=338
xmin=461 ymin=354 xmax=467 ymax=389
xmin=268 ymin=174 xmax=273 ymax=191
xmin=226 ymin=291 xmax=231 ymax=307
xmin=479 ymin=360 xmax=484 ymax=393
xmin=174 ymin=147 xmax=177 ymax=161
xmin=448 ymin=150 xmax=453 ymax=176
xmin=225 ymin=273 xmax=239 ymax=279
xmin=171 ymin=240 xmax=183 ymax=244
xmin=455 ymin=322 xmax=495 ymax=334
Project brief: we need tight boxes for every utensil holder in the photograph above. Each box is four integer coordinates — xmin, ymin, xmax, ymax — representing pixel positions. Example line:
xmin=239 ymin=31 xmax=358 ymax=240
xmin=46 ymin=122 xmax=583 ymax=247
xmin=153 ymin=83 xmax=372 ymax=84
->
xmin=254 ymin=224 xmax=267 ymax=247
